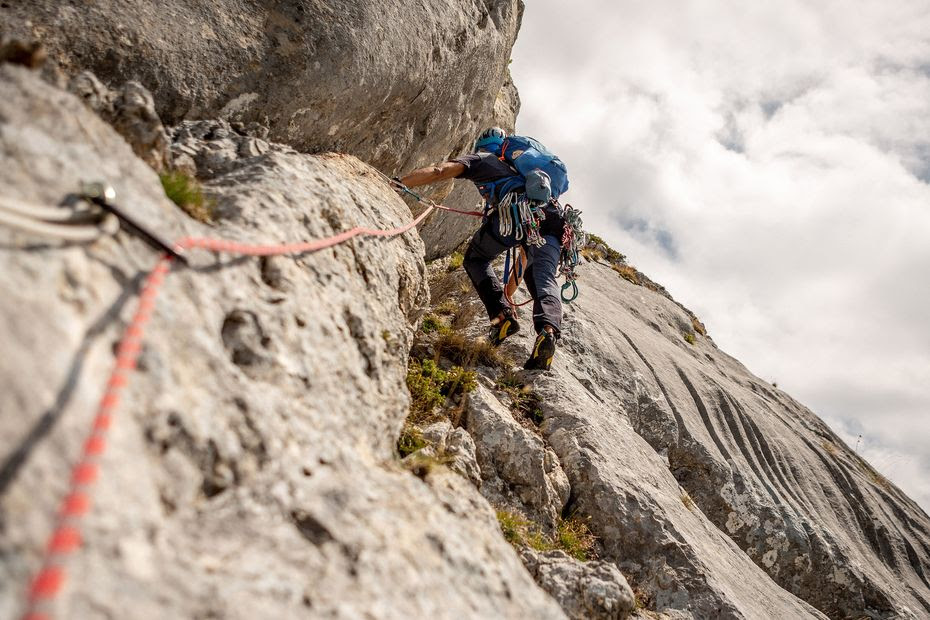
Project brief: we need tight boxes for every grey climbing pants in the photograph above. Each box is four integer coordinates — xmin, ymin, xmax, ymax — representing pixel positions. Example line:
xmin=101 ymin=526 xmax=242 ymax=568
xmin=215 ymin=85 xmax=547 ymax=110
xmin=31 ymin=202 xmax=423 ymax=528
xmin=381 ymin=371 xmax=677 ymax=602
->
xmin=462 ymin=221 xmax=562 ymax=336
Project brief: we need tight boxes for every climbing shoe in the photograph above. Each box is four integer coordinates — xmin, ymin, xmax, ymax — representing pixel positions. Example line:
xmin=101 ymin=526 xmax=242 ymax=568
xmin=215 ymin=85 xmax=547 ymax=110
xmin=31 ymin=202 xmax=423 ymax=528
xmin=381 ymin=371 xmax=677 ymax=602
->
xmin=488 ymin=312 xmax=520 ymax=346
xmin=524 ymin=330 xmax=556 ymax=371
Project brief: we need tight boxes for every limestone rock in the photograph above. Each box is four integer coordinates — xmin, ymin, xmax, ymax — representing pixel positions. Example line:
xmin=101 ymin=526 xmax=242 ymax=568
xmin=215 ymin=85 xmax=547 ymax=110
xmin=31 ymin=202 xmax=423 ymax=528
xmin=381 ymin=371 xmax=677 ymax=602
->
xmin=4 ymin=0 xmax=524 ymax=173
xmin=419 ymin=419 xmax=482 ymax=487
xmin=521 ymin=549 xmax=636 ymax=620
xmin=546 ymin=261 xmax=930 ymax=618
xmin=0 ymin=66 xmax=565 ymax=620
xmin=466 ymin=384 xmax=570 ymax=530
xmin=69 ymin=72 xmax=171 ymax=171
xmin=417 ymin=72 xmax=522 ymax=261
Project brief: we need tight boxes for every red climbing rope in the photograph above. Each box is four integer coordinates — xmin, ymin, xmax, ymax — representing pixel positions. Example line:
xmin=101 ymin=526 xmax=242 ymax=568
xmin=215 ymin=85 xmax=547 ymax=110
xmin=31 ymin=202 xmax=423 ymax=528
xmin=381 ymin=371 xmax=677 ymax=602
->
xmin=22 ymin=203 xmax=439 ymax=620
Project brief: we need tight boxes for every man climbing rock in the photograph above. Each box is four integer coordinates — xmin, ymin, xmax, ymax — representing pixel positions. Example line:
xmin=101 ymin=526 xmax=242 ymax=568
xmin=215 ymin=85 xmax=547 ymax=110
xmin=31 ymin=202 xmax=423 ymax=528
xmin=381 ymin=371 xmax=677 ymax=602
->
xmin=395 ymin=127 xmax=566 ymax=371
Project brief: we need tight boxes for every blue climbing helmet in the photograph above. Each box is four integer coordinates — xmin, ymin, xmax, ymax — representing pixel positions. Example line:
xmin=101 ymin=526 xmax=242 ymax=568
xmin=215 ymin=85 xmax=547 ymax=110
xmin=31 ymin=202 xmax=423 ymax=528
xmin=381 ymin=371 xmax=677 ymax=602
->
xmin=474 ymin=126 xmax=506 ymax=154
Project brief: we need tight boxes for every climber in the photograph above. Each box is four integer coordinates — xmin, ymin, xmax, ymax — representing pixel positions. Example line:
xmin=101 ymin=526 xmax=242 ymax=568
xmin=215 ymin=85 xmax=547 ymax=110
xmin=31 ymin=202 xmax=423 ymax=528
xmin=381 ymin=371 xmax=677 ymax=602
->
xmin=394 ymin=127 xmax=565 ymax=371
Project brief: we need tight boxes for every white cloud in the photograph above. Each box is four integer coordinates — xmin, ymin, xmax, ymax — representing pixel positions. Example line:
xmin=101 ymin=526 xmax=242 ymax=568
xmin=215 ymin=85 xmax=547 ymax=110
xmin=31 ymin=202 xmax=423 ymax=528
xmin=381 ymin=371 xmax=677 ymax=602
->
xmin=511 ymin=1 xmax=930 ymax=511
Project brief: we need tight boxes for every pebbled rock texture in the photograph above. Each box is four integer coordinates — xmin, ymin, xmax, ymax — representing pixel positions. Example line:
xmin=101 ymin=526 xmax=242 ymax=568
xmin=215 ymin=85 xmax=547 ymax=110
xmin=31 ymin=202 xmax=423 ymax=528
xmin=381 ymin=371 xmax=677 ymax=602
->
xmin=0 ymin=66 xmax=566 ymax=620
xmin=68 ymin=71 xmax=172 ymax=172
xmin=521 ymin=548 xmax=636 ymax=620
xmin=467 ymin=384 xmax=570 ymax=531
xmin=2 ymin=0 xmax=524 ymax=173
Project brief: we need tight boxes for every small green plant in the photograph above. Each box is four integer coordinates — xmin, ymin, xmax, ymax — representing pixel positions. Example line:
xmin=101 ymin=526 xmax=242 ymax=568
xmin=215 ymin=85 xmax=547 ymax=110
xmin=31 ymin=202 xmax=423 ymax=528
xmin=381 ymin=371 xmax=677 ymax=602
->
xmin=160 ymin=170 xmax=212 ymax=222
xmin=586 ymin=234 xmax=626 ymax=263
xmin=420 ymin=314 xmax=450 ymax=335
xmin=381 ymin=329 xmax=393 ymax=343
xmin=495 ymin=371 xmax=543 ymax=425
xmin=556 ymin=516 xmax=598 ymax=561
xmin=684 ymin=331 xmax=696 ymax=345
xmin=496 ymin=510 xmax=529 ymax=546
xmin=496 ymin=510 xmax=597 ymax=560
xmin=397 ymin=426 xmax=427 ymax=457
xmin=406 ymin=359 xmax=476 ymax=422
xmin=447 ymin=252 xmax=464 ymax=272
xmin=495 ymin=510 xmax=553 ymax=551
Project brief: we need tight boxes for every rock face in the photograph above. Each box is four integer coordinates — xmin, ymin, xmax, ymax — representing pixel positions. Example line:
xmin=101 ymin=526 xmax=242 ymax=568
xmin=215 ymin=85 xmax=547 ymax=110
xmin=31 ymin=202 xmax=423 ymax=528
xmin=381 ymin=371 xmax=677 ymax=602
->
xmin=0 ymin=66 xmax=566 ymax=620
xmin=416 ymin=73 xmax=522 ymax=261
xmin=4 ymin=1 xmax=930 ymax=618
xmin=2 ymin=0 xmax=523 ymax=173
xmin=470 ymin=258 xmax=930 ymax=618
xmin=521 ymin=549 xmax=636 ymax=620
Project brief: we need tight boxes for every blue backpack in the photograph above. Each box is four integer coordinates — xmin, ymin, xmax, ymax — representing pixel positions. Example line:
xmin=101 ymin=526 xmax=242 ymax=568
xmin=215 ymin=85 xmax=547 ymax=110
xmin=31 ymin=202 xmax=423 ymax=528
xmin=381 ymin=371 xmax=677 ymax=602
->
xmin=475 ymin=135 xmax=570 ymax=205
xmin=500 ymin=135 xmax=570 ymax=199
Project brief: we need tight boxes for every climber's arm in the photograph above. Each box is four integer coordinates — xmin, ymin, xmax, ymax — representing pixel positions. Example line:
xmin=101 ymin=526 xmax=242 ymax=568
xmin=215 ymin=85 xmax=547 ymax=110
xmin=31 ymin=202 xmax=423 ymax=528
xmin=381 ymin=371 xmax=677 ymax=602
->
xmin=399 ymin=161 xmax=466 ymax=188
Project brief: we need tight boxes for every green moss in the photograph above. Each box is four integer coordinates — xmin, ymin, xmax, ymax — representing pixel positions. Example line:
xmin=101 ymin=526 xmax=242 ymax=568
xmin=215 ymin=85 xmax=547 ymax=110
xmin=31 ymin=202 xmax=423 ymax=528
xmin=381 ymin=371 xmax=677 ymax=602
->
xmin=447 ymin=252 xmax=464 ymax=272
xmin=160 ymin=170 xmax=212 ymax=222
xmin=684 ymin=331 xmax=696 ymax=345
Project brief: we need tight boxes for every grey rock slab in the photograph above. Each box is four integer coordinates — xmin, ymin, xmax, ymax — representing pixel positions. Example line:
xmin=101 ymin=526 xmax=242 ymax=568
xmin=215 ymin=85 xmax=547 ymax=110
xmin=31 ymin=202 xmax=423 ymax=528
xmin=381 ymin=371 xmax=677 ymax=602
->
xmin=0 ymin=66 xmax=563 ymax=620
xmin=417 ymin=72 xmax=522 ymax=261
xmin=550 ymin=260 xmax=930 ymax=618
xmin=419 ymin=419 xmax=483 ymax=487
xmin=68 ymin=72 xmax=172 ymax=171
xmin=4 ymin=0 xmax=524 ymax=173
xmin=521 ymin=548 xmax=636 ymax=620
xmin=527 ymin=364 xmax=825 ymax=619
xmin=466 ymin=384 xmax=570 ymax=530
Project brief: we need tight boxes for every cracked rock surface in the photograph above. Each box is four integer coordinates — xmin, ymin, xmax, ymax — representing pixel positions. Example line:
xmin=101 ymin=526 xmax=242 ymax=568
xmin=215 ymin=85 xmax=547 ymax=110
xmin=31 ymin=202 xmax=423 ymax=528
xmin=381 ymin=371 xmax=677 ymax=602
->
xmin=3 ymin=0 xmax=524 ymax=173
xmin=0 ymin=66 xmax=564 ymax=620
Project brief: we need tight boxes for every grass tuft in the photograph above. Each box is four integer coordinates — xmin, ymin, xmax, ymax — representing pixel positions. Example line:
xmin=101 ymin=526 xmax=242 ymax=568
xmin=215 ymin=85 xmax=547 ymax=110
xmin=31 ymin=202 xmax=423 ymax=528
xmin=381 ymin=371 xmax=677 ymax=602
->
xmin=612 ymin=263 xmax=640 ymax=285
xmin=496 ymin=371 xmax=543 ymax=425
xmin=420 ymin=314 xmax=450 ymax=335
xmin=436 ymin=331 xmax=509 ymax=369
xmin=681 ymin=491 xmax=695 ymax=511
xmin=495 ymin=510 xmax=597 ymax=560
xmin=447 ymin=252 xmax=464 ymax=272
xmin=160 ymin=170 xmax=212 ymax=222
xmin=586 ymin=234 xmax=626 ymax=263
xmin=397 ymin=426 xmax=427 ymax=457
xmin=684 ymin=331 xmax=696 ymax=345
xmin=406 ymin=359 xmax=476 ymax=423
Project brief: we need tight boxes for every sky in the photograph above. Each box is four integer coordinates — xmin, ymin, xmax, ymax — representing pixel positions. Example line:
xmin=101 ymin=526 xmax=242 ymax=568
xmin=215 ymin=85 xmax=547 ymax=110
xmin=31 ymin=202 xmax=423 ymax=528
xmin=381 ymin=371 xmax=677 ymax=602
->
xmin=510 ymin=1 xmax=930 ymax=513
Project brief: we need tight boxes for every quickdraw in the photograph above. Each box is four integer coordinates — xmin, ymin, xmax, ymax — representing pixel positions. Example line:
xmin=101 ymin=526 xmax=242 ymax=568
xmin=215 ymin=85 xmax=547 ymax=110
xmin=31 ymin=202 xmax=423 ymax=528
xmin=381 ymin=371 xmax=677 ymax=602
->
xmin=558 ymin=203 xmax=586 ymax=303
